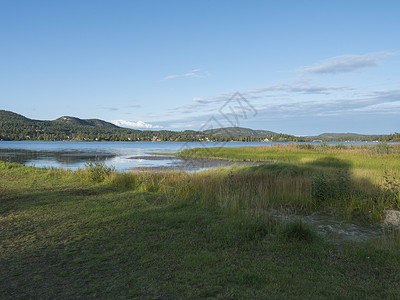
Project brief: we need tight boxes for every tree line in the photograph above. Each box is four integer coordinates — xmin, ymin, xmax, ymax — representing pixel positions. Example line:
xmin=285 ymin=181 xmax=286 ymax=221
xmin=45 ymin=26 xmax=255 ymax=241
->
xmin=1 ymin=120 xmax=399 ymax=142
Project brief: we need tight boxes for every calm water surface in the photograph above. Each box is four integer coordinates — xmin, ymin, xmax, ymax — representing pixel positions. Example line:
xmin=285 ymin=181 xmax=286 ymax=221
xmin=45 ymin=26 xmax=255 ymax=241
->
xmin=0 ymin=141 xmax=379 ymax=172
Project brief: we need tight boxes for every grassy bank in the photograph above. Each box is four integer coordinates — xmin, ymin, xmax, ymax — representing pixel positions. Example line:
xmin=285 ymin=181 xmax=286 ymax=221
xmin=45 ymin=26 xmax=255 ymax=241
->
xmin=1 ymin=160 xmax=400 ymax=298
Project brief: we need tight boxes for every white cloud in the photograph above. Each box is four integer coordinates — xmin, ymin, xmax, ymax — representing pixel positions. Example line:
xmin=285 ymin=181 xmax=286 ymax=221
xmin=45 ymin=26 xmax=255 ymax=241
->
xmin=110 ymin=119 xmax=163 ymax=129
xmin=351 ymin=100 xmax=400 ymax=113
xmin=246 ymin=83 xmax=353 ymax=95
xmin=299 ymin=51 xmax=397 ymax=74
xmin=161 ymin=74 xmax=179 ymax=81
xmin=160 ymin=69 xmax=212 ymax=82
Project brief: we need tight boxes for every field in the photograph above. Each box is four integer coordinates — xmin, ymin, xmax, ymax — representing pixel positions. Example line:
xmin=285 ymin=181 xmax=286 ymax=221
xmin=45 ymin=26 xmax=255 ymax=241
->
xmin=1 ymin=143 xmax=400 ymax=298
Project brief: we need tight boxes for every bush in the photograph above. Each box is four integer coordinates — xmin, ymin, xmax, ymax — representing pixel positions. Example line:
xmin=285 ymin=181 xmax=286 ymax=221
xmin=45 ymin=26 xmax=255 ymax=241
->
xmin=84 ymin=160 xmax=115 ymax=182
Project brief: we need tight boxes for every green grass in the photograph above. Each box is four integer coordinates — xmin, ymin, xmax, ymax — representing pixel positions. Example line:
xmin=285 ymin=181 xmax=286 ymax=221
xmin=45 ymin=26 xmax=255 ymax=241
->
xmin=172 ymin=144 xmax=400 ymax=220
xmin=177 ymin=143 xmax=400 ymax=170
xmin=1 ymin=161 xmax=400 ymax=298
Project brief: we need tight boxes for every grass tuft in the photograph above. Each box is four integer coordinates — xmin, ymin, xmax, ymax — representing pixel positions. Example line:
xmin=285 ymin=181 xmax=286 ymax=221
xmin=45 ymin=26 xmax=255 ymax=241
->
xmin=280 ymin=220 xmax=318 ymax=242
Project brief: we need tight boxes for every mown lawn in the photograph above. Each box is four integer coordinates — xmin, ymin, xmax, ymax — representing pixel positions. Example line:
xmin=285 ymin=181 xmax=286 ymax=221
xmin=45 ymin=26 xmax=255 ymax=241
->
xmin=1 ymin=162 xmax=400 ymax=299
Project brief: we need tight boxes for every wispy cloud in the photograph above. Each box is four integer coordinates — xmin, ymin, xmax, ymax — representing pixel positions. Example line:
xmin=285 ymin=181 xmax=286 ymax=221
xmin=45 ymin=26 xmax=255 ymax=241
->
xmin=298 ymin=51 xmax=396 ymax=74
xmin=101 ymin=106 xmax=119 ymax=111
xmin=246 ymin=83 xmax=353 ymax=95
xmin=255 ymin=88 xmax=400 ymax=117
xmin=160 ymin=69 xmax=212 ymax=82
xmin=176 ymin=83 xmax=352 ymax=109
xmin=128 ymin=104 xmax=142 ymax=108
xmin=110 ymin=119 xmax=163 ymax=129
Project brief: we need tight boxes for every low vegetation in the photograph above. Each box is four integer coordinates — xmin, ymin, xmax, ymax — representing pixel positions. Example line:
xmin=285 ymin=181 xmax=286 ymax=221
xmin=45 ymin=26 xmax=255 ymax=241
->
xmin=1 ymin=143 xmax=400 ymax=298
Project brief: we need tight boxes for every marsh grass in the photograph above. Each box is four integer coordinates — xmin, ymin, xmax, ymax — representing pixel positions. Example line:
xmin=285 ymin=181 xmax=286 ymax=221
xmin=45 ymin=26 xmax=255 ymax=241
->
xmin=99 ymin=164 xmax=396 ymax=222
xmin=167 ymin=144 xmax=400 ymax=220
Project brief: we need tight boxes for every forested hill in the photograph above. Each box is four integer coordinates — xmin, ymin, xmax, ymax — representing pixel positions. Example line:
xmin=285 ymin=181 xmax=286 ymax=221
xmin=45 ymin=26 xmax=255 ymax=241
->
xmin=0 ymin=109 xmax=399 ymax=142
xmin=314 ymin=133 xmax=368 ymax=139
xmin=0 ymin=110 xmax=32 ymax=122
xmin=203 ymin=127 xmax=277 ymax=136
xmin=54 ymin=116 xmax=119 ymax=128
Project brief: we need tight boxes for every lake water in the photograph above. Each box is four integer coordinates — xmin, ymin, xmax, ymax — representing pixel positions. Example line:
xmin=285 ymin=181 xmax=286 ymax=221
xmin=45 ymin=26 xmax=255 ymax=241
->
xmin=0 ymin=141 xmax=380 ymax=172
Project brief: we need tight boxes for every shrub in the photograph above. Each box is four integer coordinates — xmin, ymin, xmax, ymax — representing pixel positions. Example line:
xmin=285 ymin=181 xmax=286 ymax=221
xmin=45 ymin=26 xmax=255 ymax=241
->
xmin=84 ymin=160 xmax=115 ymax=182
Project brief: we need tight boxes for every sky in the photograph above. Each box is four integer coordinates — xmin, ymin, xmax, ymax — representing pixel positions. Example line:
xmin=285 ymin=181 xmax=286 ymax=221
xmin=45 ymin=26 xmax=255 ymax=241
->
xmin=1 ymin=0 xmax=399 ymax=135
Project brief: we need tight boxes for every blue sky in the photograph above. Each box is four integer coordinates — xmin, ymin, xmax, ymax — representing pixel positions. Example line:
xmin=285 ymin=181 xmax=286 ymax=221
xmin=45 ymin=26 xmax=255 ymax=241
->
xmin=1 ymin=0 xmax=399 ymax=135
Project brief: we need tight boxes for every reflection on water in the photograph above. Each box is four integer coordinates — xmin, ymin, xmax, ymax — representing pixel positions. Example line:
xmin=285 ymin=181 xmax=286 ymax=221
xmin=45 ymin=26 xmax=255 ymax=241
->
xmin=0 ymin=149 xmax=115 ymax=165
xmin=0 ymin=141 xmax=265 ymax=171
xmin=0 ymin=149 xmax=253 ymax=172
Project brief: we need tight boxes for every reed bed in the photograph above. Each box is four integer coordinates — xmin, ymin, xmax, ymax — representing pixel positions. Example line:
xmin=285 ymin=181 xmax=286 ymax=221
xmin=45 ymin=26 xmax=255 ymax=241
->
xmin=100 ymin=166 xmax=397 ymax=223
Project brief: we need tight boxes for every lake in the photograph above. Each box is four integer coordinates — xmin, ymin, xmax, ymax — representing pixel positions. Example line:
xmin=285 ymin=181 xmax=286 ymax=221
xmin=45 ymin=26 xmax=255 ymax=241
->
xmin=0 ymin=141 xmax=379 ymax=172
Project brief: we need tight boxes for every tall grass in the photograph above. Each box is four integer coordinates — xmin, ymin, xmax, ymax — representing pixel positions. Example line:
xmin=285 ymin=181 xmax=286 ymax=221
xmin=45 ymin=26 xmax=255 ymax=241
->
xmin=177 ymin=143 xmax=400 ymax=170
xmin=96 ymin=168 xmax=394 ymax=222
xmin=72 ymin=144 xmax=400 ymax=223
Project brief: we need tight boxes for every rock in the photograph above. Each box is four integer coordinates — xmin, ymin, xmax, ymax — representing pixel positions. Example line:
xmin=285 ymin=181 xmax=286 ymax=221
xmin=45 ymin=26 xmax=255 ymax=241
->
xmin=383 ymin=210 xmax=400 ymax=227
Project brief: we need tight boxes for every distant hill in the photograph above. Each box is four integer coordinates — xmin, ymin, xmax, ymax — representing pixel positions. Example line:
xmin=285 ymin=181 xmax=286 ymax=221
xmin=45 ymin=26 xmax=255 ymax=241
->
xmin=0 ymin=109 xmax=130 ymax=141
xmin=314 ymin=133 xmax=369 ymax=139
xmin=0 ymin=110 xmax=33 ymax=122
xmin=203 ymin=127 xmax=277 ymax=136
xmin=54 ymin=116 xmax=119 ymax=128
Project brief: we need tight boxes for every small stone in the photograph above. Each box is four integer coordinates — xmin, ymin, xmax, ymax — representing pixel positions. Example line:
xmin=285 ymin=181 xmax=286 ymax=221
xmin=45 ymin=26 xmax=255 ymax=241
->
xmin=383 ymin=210 xmax=400 ymax=227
